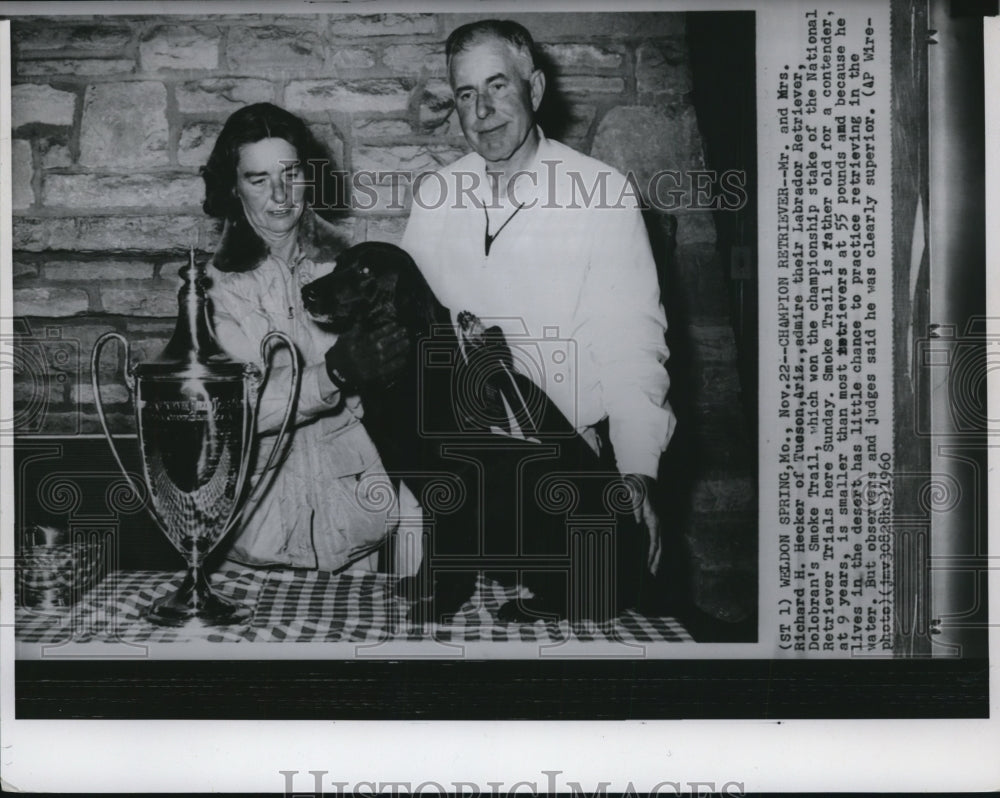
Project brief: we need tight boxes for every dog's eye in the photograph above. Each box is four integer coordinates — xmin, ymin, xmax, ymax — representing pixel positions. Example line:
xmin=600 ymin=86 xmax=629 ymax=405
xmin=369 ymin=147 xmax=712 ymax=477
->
xmin=360 ymin=266 xmax=370 ymax=276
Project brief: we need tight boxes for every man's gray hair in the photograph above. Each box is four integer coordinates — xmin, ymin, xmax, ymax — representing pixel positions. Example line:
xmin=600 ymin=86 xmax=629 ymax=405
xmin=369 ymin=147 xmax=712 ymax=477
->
xmin=445 ymin=19 xmax=539 ymax=80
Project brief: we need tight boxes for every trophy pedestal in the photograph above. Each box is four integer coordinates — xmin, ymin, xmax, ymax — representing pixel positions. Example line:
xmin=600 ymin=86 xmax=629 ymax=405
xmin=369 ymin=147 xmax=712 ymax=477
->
xmin=147 ymin=567 xmax=251 ymax=628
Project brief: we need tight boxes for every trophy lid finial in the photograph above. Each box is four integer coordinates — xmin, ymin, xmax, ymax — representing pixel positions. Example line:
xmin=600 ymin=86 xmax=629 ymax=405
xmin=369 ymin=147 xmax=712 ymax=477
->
xmin=143 ymin=249 xmax=243 ymax=376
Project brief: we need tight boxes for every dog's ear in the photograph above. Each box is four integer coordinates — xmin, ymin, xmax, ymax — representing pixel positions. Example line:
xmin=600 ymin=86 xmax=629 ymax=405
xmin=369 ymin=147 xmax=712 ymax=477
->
xmin=341 ymin=241 xmax=440 ymax=334
xmin=393 ymin=253 xmax=440 ymax=335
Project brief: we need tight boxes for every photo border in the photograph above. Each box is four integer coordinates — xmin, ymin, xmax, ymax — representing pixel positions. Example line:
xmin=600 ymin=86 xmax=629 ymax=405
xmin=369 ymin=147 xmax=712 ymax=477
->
xmin=1 ymin=0 xmax=996 ymax=792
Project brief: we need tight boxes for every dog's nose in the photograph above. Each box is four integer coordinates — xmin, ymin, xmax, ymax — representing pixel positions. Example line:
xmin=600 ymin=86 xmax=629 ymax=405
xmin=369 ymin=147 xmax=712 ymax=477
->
xmin=301 ymin=283 xmax=316 ymax=306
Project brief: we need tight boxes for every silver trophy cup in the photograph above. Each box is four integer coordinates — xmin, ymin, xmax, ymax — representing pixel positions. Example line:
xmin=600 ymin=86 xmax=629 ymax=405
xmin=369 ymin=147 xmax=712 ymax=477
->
xmin=92 ymin=252 xmax=300 ymax=627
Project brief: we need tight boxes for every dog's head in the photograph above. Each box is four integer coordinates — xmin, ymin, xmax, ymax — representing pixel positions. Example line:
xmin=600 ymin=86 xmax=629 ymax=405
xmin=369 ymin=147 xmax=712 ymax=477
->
xmin=301 ymin=241 xmax=441 ymax=335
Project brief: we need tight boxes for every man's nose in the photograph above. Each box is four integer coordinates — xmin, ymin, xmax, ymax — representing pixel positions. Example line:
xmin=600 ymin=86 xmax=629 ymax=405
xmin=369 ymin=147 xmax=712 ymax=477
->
xmin=475 ymin=92 xmax=493 ymax=119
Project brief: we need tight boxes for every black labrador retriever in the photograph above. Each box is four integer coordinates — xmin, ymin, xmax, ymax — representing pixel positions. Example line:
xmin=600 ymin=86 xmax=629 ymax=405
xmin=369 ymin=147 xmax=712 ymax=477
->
xmin=301 ymin=241 xmax=644 ymax=627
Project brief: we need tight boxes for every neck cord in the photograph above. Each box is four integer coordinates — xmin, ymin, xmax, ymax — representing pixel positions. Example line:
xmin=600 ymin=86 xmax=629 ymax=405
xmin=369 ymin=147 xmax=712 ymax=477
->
xmin=483 ymin=202 xmax=526 ymax=256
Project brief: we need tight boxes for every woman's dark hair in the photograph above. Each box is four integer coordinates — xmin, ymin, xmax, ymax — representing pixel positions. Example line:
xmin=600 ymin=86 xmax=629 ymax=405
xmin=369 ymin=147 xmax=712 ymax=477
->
xmin=201 ymin=102 xmax=339 ymax=272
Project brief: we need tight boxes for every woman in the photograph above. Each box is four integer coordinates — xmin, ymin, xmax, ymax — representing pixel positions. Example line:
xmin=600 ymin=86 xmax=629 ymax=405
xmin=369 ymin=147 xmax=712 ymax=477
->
xmin=201 ymin=102 xmax=410 ymax=573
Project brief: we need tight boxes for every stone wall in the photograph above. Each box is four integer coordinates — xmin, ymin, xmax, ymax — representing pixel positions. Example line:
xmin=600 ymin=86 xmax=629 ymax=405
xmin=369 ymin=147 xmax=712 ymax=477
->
xmin=10 ymin=11 xmax=754 ymax=622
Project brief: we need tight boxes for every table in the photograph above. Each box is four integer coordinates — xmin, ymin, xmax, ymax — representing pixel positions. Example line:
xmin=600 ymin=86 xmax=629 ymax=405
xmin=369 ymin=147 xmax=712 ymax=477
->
xmin=15 ymin=565 xmax=692 ymax=649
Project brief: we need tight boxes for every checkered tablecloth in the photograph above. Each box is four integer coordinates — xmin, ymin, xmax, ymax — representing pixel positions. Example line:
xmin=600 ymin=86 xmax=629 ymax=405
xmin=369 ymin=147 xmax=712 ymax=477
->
xmin=15 ymin=566 xmax=691 ymax=646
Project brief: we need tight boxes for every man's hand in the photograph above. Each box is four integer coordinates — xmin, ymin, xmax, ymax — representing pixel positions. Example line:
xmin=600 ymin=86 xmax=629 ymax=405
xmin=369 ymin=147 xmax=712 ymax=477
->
xmin=624 ymin=473 xmax=663 ymax=575
xmin=324 ymin=320 xmax=410 ymax=394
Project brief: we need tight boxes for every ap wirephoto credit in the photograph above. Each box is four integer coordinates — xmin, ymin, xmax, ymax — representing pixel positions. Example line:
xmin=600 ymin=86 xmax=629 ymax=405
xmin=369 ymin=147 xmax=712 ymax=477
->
xmin=0 ymin=0 xmax=995 ymax=793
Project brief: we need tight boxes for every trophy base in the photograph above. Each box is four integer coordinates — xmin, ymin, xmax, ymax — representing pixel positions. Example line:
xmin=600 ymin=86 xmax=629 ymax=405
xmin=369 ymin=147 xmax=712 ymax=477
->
xmin=146 ymin=567 xmax=252 ymax=628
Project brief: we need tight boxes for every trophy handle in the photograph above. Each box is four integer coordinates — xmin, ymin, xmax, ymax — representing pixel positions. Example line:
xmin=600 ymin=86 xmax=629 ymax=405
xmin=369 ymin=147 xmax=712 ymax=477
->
xmin=91 ymin=332 xmax=156 ymax=524
xmin=222 ymin=330 xmax=301 ymax=538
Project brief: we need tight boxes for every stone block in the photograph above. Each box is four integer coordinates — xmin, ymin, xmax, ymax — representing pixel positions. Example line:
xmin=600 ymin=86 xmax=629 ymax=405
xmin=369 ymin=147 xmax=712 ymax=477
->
xmin=101 ymin=284 xmax=179 ymax=317
xmin=285 ymin=79 xmax=411 ymax=114
xmin=353 ymin=144 xmax=467 ymax=176
xmin=554 ymin=75 xmax=626 ymax=96
xmin=12 ymin=386 xmax=81 ymax=434
xmin=11 ymin=84 xmax=76 ymax=128
xmin=636 ymin=36 xmax=689 ymax=66
xmin=14 ymin=287 xmax=90 ymax=316
xmin=125 ymin=317 xmax=176 ymax=335
xmin=140 ymin=25 xmax=220 ymax=71
xmin=60 ymin=215 xmax=204 ymax=252
xmin=23 ymin=408 xmax=124 ymax=436
xmin=353 ymin=118 xmax=412 ymax=137
xmin=178 ymin=121 xmax=223 ymax=167
xmin=79 ymin=82 xmax=169 ymax=167
xmin=156 ymin=259 xmax=194 ymax=284
xmin=364 ymin=216 xmax=407 ymax=245
xmin=591 ymin=106 xmax=706 ymax=196
xmin=538 ymin=43 xmax=624 ymax=71
xmin=350 ymin=179 xmax=411 ymax=214
xmin=12 ymin=23 xmax=132 ymax=53
xmin=329 ymin=14 xmax=438 ymax=37
xmin=13 ymin=378 xmax=49 ymax=406
xmin=17 ymin=58 xmax=135 ymax=77
xmin=40 ymin=321 xmax=128 ymax=385
xmin=176 ymin=78 xmax=274 ymax=112
xmin=119 ymin=336 xmax=170 ymax=369
xmin=13 ymin=139 xmax=34 ymax=210
xmin=14 ymin=212 xmax=260 ymax=254
xmin=8 ymin=322 xmax=87 ymax=426
xmin=80 ymin=411 xmax=137 ymax=435
xmin=291 ymin=215 xmax=358 ymax=247
xmin=227 ymin=26 xmax=323 ymax=72
xmin=12 ymin=217 xmax=77 ymax=252
xmin=550 ymin=104 xmax=596 ymax=144
xmin=382 ymin=44 xmax=446 ymax=75
xmin=13 ymin=327 xmax=83 ymax=389
xmin=636 ymin=40 xmax=692 ymax=96
xmin=39 ymin=136 xmax=72 ymax=168
xmin=13 ymin=260 xmax=40 ymax=280
xmin=72 ymin=383 xmax=130 ymax=406
xmin=444 ymin=112 xmax=466 ymax=138
xmin=560 ymin=137 xmax=587 ymax=152
xmin=45 ymin=261 xmax=157 ymax=281
xmin=199 ymin=217 xmax=225 ymax=251
xmin=306 ymin=123 xmax=346 ymax=169
xmin=329 ymin=47 xmax=377 ymax=71
xmin=42 ymin=173 xmax=204 ymax=210
xmin=414 ymin=78 xmax=454 ymax=133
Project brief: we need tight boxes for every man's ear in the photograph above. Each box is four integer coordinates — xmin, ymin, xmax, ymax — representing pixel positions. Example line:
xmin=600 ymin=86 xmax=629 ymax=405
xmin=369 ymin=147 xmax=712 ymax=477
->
xmin=529 ymin=68 xmax=546 ymax=112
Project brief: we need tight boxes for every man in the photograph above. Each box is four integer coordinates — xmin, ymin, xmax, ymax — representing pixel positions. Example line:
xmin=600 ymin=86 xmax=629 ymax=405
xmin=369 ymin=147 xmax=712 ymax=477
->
xmin=401 ymin=19 xmax=676 ymax=575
